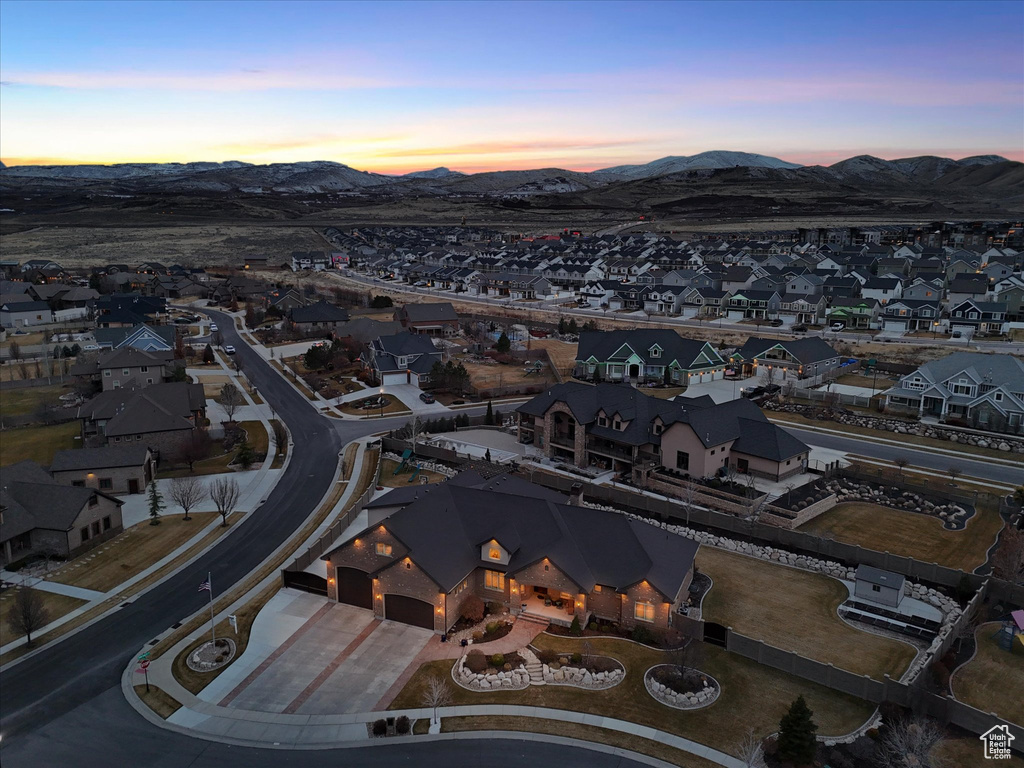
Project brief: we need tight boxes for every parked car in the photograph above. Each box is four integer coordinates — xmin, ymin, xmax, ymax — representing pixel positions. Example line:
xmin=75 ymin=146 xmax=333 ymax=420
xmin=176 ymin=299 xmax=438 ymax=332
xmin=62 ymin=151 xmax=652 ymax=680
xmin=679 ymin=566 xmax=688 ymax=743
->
xmin=224 ymin=345 xmax=236 ymax=355
xmin=209 ymin=323 xmax=218 ymax=332
xmin=82 ymin=344 xmax=100 ymax=351
xmin=830 ymin=323 xmax=845 ymax=331
xmin=791 ymin=324 xmax=807 ymax=333
xmin=419 ymin=392 xmax=435 ymax=403
xmin=766 ymin=318 xmax=783 ymax=327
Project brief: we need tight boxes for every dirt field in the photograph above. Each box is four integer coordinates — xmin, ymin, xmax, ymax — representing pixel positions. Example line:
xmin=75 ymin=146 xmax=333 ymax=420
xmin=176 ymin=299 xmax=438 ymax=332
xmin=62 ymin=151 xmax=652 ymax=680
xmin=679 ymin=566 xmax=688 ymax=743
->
xmin=458 ymin=354 xmax=556 ymax=389
xmin=0 ymin=224 xmax=323 ymax=269
xmin=528 ymin=338 xmax=578 ymax=378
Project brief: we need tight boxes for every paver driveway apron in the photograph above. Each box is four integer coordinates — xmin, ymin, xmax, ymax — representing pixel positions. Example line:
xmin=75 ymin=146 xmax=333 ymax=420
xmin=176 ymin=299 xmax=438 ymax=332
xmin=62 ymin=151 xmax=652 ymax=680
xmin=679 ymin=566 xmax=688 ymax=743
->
xmin=200 ymin=590 xmax=433 ymax=715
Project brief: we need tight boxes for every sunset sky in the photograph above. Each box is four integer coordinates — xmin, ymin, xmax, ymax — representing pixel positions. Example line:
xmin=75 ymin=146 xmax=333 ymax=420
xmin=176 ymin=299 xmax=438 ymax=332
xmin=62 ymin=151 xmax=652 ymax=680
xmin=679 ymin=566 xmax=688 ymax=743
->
xmin=1 ymin=0 xmax=1021 ymax=173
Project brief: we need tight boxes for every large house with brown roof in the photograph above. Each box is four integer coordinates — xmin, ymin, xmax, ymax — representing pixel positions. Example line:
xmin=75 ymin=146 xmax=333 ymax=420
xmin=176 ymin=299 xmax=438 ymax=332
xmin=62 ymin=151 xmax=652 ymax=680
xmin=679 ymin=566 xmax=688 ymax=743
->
xmin=518 ymin=381 xmax=809 ymax=481
xmin=397 ymin=302 xmax=460 ymax=336
xmin=319 ymin=471 xmax=699 ymax=633
xmin=1 ymin=461 xmax=124 ymax=566
xmin=78 ymin=381 xmax=206 ymax=458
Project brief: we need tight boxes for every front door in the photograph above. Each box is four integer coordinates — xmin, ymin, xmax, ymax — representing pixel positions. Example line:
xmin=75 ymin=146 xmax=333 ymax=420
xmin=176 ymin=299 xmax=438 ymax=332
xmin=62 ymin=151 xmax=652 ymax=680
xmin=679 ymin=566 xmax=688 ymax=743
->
xmin=128 ymin=478 xmax=140 ymax=494
xmin=628 ymin=364 xmax=640 ymax=378
xmin=736 ymin=458 xmax=749 ymax=474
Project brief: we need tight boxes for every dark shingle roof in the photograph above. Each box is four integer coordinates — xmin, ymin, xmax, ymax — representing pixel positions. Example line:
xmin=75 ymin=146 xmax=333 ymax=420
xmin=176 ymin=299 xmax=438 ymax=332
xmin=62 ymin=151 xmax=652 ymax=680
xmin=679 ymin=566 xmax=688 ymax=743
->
xmin=733 ymin=336 xmax=839 ymax=365
xmin=50 ymin=445 xmax=151 ymax=472
xmin=289 ymin=300 xmax=350 ymax=324
xmin=331 ymin=484 xmax=699 ymax=598
xmin=400 ymin=302 xmax=458 ymax=324
xmin=576 ymin=329 xmax=720 ymax=370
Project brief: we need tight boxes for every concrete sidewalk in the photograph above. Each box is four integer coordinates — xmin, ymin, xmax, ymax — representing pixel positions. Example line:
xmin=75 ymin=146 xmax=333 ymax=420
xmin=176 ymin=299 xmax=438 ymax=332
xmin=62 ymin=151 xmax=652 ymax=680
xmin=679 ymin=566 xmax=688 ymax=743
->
xmin=0 ymin=572 xmax=105 ymax=601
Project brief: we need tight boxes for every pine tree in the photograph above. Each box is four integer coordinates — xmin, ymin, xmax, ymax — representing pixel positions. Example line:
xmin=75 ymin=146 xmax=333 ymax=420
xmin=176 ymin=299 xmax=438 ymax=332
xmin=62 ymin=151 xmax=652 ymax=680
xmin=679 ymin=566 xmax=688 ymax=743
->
xmin=236 ymin=440 xmax=255 ymax=470
xmin=495 ymin=332 xmax=511 ymax=354
xmin=202 ymin=343 xmax=215 ymax=364
xmin=777 ymin=695 xmax=818 ymax=765
xmin=484 ymin=449 xmax=492 ymax=463
xmin=485 ymin=400 xmax=494 ymax=425
xmin=147 ymin=482 xmax=165 ymax=526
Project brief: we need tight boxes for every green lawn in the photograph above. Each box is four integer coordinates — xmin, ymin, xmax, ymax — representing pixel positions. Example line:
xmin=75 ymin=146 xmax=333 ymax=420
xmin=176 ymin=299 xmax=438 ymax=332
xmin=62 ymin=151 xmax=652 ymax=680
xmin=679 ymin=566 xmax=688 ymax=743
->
xmin=0 ymin=421 xmax=81 ymax=467
xmin=390 ymin=635 xmax=874 ymax=757
xmin=0 ymin=383 xmax=73 ymax=417
xmin=800 ymin=500 xmax=1004 ymax=572
xmin=238 ymin=420 xmax=269 ymax=456
xmin=952 ymin=621 xmax=1024 ymax=726
xmin=697 ymin=547 xmax=917 ymax=680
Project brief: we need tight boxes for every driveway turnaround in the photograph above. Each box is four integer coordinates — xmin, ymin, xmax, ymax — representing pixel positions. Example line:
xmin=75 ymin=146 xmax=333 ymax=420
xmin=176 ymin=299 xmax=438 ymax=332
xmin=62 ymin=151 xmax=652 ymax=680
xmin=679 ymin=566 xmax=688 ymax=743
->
xmin=212 ymin=590 xmax=432 ymax=715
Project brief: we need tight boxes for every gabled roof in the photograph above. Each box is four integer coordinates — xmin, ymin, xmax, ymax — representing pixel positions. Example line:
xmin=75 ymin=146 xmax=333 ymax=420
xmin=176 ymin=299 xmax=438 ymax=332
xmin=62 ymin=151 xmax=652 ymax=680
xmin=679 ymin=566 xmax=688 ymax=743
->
xmin=1 ymin=460 xmax=123 ymax=542
xmin=289 ymin=300 xmax=350 ymax=324
xmin=97 ymin=347 xmax=174 ymax=370
xmin=50 ymin=444 xmax=151 ymax=472
xmin=576 ymin=329 xmax=721 ymax=370
xmin=733 ymin=336 xmax=839 ymax=366
xmin=329 ymin=483 xmax=699 ymax=598
xmin=400 ymin=302 xmax=459 ymax=324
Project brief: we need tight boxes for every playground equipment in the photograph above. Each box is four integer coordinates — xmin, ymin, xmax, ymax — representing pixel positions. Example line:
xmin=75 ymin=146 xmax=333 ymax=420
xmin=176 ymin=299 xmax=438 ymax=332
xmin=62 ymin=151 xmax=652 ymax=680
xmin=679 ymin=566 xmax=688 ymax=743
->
xmin=407 ymin=464 xmax=421 ymax=483
xmin=393 ymin=449 xmax=412 ymax=475
xmin=992 ymin=610 xmax=1024 ymax=652
xmin=523 ymin=360 xmax=545 ymax=376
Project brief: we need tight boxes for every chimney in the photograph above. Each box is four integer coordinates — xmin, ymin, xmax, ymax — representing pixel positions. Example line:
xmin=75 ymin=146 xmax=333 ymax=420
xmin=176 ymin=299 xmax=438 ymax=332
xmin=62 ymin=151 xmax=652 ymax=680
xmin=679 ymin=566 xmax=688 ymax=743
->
xmin=568 ymin=483 xmax=583 ymax=506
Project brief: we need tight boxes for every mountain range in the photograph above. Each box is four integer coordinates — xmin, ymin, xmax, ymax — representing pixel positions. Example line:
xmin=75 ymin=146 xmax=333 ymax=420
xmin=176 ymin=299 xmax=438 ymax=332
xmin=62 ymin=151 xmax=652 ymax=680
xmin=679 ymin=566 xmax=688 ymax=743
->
xmin=2 ymin=150 xmax=1021 ymax=217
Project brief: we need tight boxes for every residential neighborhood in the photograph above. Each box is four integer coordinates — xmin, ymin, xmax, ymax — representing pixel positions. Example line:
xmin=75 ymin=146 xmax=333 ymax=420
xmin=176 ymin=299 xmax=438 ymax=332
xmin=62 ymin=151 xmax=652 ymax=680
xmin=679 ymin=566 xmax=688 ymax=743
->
xmin=1 ymin=222 xmax=1022 ymax=768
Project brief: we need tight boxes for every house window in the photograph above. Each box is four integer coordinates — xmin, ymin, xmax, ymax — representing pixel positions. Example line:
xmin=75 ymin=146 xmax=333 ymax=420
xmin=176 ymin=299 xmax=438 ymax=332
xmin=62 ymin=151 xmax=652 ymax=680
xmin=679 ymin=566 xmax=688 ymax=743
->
xmin=650 ymin=348 xmax=661 ymax=358
xmin=140 ymin=366 xmax=148 ymax=373
xmin=676 ymin=451 xmax=689 ymax=471
xmin=72 ymin=480 xmax=85 ymax=487
xmin=489 ymin=547 xmax=501 ymax=560
xmin=710 ymin=449 xmax=716 ymax=456
xmin=613 ymin=420 xmax=621 ymax=430
xmin=103 ymin=516 xmax=111 ymax=531
xmin=81 ymin=526 xmax=90 ymax=541
xmin=92 ymin=521 xmax=101 ymax=536
xmin=994 ymin=392 xmax=1003 ymax=402
xmin=598 ymin=416 xmax=607 ymax=427
xmin=99 ymin=478 xmax=113 ymax=490
xmin=123 ymin=369 xmax=130 ymax=376
xmin=594 ymin=585 xmax=602 ymax=592
xmin=653 ymin=424 xmax=662 ymax=435
xmin=871 ymin=584 xmax=881 ymax=593
xmin=88 ymin=495 xmax=98 ymax=508
xmin=484 ymin=570 xmax=505 ymax=591
xmin=634 ymin=602 xmax=655 ymax=622
xmin=103 ymin=370 xmax=111 ymax=377
xmin=375 ymin=542 xmax=392 ymax=556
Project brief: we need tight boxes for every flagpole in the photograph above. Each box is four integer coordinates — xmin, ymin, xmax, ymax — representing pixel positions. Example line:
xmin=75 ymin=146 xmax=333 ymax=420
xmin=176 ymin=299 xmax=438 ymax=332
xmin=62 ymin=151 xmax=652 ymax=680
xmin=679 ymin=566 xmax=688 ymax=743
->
xmin=208 ymin=571 xmax=216 ymax=645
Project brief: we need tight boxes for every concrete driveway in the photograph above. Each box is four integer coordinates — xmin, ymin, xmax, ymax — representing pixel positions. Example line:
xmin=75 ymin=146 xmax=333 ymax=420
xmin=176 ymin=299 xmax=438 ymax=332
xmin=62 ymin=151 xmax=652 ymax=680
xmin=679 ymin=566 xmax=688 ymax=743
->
xmin=214 ymin=591 xmax=434 ymax=716
xmin=675 ymin=375 xmax=755 ymax=404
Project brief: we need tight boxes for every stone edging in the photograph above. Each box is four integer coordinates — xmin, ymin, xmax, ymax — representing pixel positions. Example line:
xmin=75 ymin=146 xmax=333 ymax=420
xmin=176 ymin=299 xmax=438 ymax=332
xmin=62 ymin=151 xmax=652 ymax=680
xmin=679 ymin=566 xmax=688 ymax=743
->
xmin=644 ymin=665 xmax=720 ymax=710
xmin=381 ymin=451 xmax=459 ymax=478
xmin=185 ymin=638 xmax=237 ymax=673
xmin=451 ymin=655 xmax=530 ymax=692
xmin=539 ymin=656 xmax=624 ymax=689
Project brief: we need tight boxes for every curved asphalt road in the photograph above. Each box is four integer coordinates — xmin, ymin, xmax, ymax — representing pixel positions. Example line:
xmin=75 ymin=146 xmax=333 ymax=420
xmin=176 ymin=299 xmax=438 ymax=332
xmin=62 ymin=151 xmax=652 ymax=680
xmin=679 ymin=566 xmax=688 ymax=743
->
xmin=0 ymin=312 xmax=621 ymax=768
xmin=787 ymin=426 xmax=1024 ymax=486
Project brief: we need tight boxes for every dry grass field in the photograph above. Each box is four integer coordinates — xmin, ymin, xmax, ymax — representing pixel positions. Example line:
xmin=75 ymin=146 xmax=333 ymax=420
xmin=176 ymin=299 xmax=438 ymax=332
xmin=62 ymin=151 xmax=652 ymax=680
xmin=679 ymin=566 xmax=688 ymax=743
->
xmin=952 ymin=621 xmax=1024 ymax=726
xmin=0 ymin=421 xmax=81 ymax=466
xmin=391 ymin=635 xmax=875 ymax=756
xmin=800 ymin=501 xmax=1004 ymax=572
xmin=46 ymin=513 xmax=220 ymax=593
xmin=0 ymin=589 xmax=86 ymax=643
xmin=458 ymin=354 xmax=555 ymax=389
xmin=697 ymin=546 xmax=917 ymax=680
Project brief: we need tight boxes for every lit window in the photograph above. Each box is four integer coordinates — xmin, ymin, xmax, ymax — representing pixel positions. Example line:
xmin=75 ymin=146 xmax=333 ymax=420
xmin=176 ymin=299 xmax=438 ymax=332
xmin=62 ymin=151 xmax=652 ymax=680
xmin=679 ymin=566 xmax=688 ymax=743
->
xmin=489 ymin=547 xmax=501 ymax=560
xmin=634 ymin=602 xmax=655 ymax=622
xmin=593 ymin=585 xmax=602 ymax=592
xmin=376 ymin=543 xmax=392 ymax=556
xmin=485 ymin=570 xmax=505 ymax=591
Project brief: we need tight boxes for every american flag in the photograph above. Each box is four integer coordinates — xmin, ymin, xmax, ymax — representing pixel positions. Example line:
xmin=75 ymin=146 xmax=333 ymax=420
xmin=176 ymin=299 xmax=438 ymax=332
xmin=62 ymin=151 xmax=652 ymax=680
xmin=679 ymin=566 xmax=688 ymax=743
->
xmin=198 ymin=577 xmax=211 ymax=593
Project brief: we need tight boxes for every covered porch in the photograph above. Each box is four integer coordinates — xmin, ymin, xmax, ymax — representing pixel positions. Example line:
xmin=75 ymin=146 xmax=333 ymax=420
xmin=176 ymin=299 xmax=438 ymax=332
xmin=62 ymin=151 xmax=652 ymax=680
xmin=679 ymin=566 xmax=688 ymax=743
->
xmin=516 ymin=584 xmax=582 ymax=628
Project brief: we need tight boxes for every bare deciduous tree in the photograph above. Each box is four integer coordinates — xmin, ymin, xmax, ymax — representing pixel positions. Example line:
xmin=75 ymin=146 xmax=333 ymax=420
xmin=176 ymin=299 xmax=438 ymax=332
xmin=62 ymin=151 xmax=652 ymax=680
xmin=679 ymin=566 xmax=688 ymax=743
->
xmin=169 ymin=475 xmax=207 ymax=521
xmin=681 ymin=480 xmax=699 ymax=528
xmin=210 ymin=477 xmax=240 ymax=527
xmin=736 ymin=728 xmax=767 ymax=768
xmin=271 ymin=420 xmax=287 ymax=455
xmin=420 ymin=675 xmax=452 ymax=725
xmin=218 ymin=382 xmax=244 ymax=423
xmin=668 ymin=637 xmax=704 ymax=672
xmin=946 ymin=466 xmax=961 ymax=486
xmin=876 ymin=717 xmax=947 ymax=768
xmin=7 ymin=586 xmax=50 ymax=646
xmin=759 ymin=365 xmax=777 ymax=387
xmin=894 ymin=456 xmax=910 ymax=478
xmin=992 ymin=525 xmax=1024 ymax=586
xmin=177 ymin=428 xmax=212 ymax=472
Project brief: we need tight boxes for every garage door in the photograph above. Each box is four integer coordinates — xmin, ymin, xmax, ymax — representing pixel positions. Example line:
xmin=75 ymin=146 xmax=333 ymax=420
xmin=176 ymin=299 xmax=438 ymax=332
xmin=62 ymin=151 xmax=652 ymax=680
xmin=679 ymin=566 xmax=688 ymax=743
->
xmin=883 ymin=320 xmax=906 ymax=332
xmin=384 ymin=594 xmax=434 ymax=630
xmin=382 ymin=372 xmax=408 ymax=386
xmin=336 ymin=567 xmax=373 ymax=610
